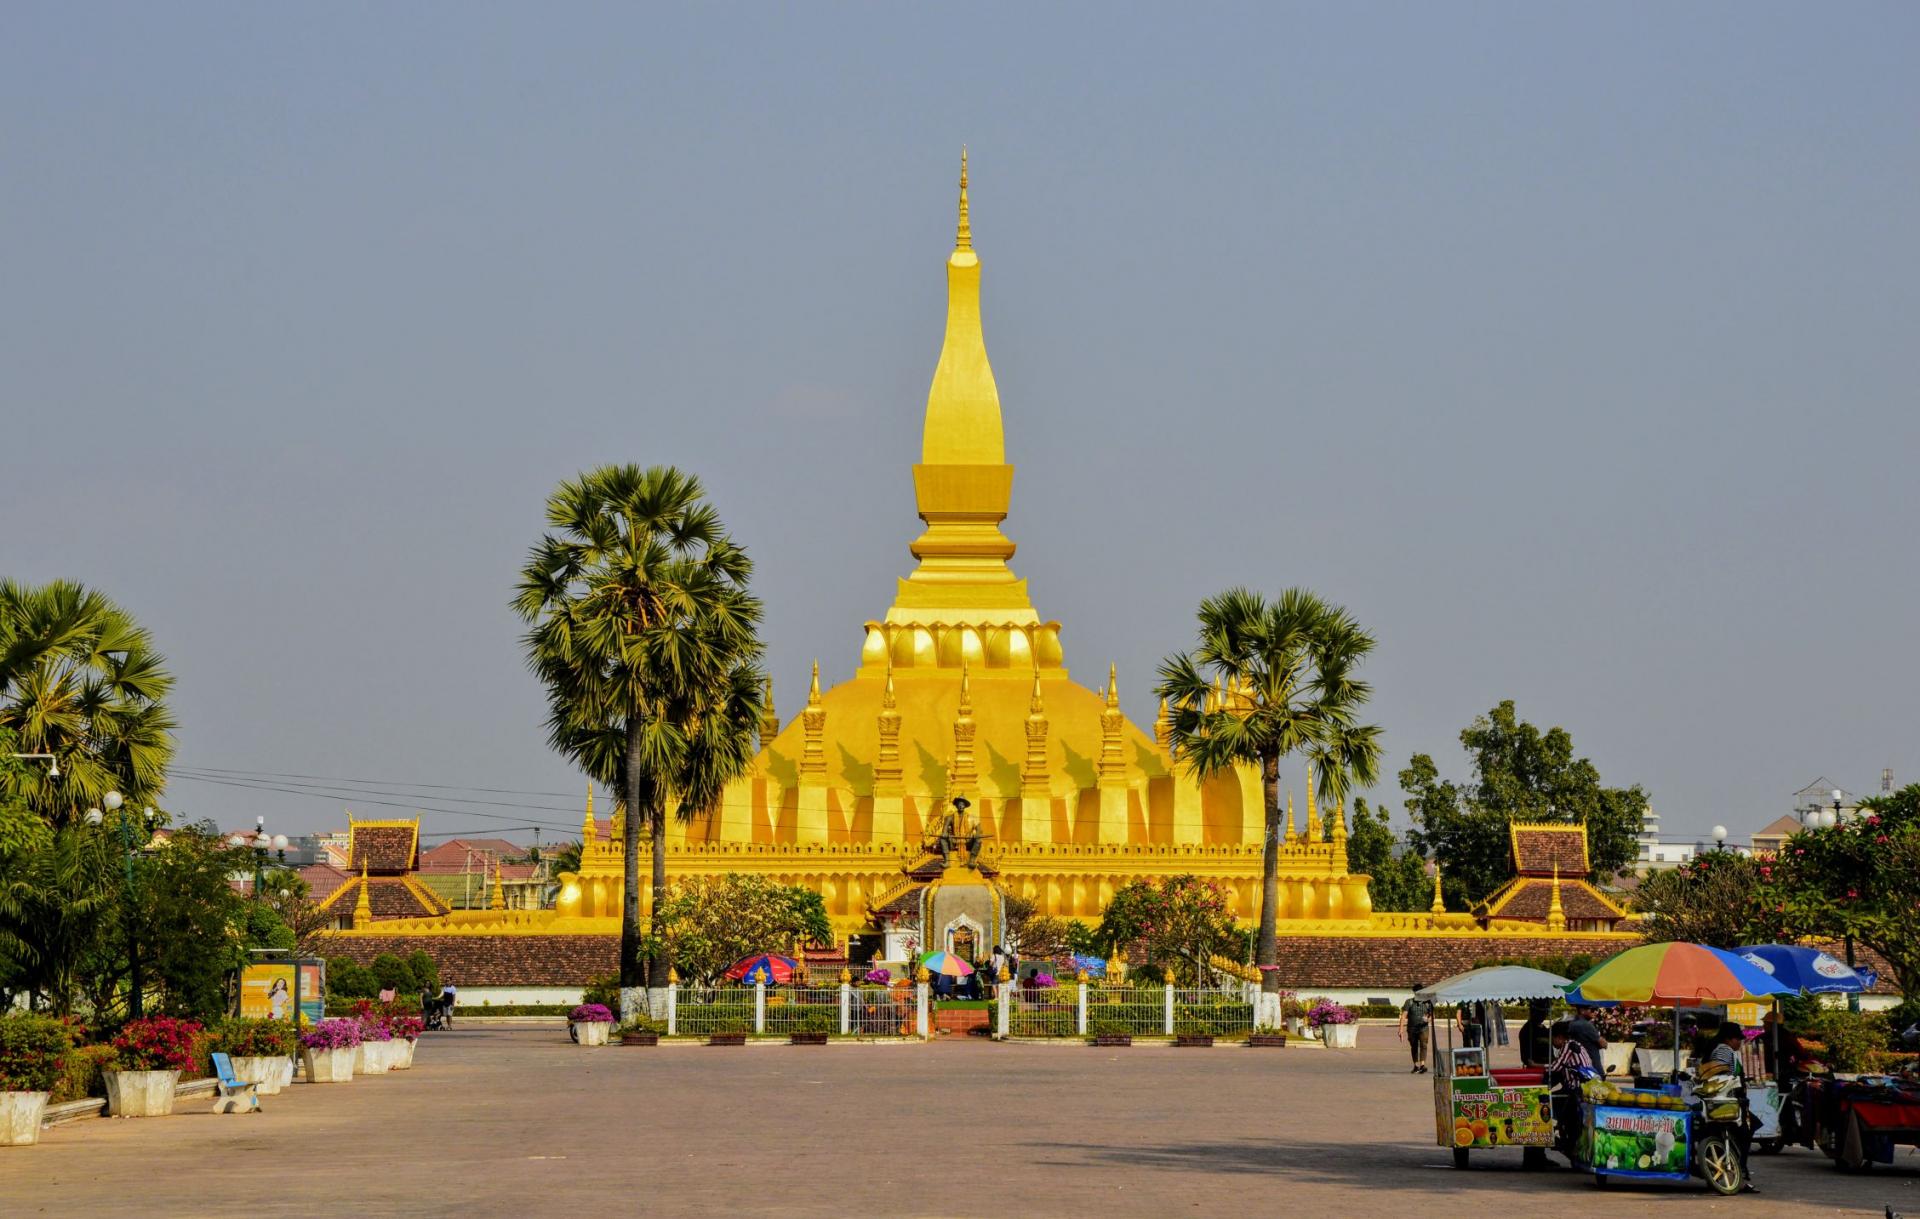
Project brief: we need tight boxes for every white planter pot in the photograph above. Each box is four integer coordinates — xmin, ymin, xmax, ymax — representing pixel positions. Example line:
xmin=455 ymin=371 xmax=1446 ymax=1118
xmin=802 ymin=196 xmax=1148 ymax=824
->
xmin=1285 ymin=1017 xmax=1306 ymax=1036
xmin=1322 ymin=1023 xmax=1359 ymax=1049
xmin=1601 ymin=1042 xmax=1636 ymax=1077
xmin=573 ymin=1021 xmax=612 ymax=1046
xmin=353 ymin=1040 xmax=393 ymax=1075
xmin=272 ymin=1056 xmax=295 ymax=1090
xmin=1 ymin=1091 xmax=49 ymax=1146
xmin=103 ymin=1069 xmax=180 ymax=1117
xmin=388 ymin=1039 xmax=416 ymax=1070
xmin=1633 ymin=1048 xmax=1690 ymax=1076
xmin=302 ymin=1046 xmax=356 ymax=1083
xmin=226 ymin=1056 xmax=289 ymax=1096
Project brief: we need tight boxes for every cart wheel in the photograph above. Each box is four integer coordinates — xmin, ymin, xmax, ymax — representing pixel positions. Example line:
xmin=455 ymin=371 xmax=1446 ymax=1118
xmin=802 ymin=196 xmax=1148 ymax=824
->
xmin=1522 ymin=1146 xmax=1548 ymax=1170
xmin=1452 ymin=1149 xmax=1469 ymax=1169
xmin=1699 ymin=1131 xmax=1746 ymax=1196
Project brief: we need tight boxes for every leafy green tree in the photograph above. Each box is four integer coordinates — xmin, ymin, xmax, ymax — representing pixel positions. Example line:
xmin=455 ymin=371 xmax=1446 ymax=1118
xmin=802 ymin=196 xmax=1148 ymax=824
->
xmin=547 ymin=840 xmax=584 ymax=879
xmin=1401 ymin=700 xmax=1646 ymax=907
xmin=1763 ymin=784 xmax=1920 ymax=999
xmin=135 ymin=821 xmax=257 ymax=1021
xmin=650 ymin=873 xmax=830 ymax=985
xmin=514 ymin=465 xmax=765 ymax=990
xmin=1095 ymin=875 xmax=1239 ymax=985
xmin=0 ymin=821 xmax=114 ymax=1013
xmin=1154 ymin=588 xmax=1382 ymax=997
xmin=1634 ymin=850 xmax=1792 ymax=948
xmin=0 ymin=580 xmax=176 ymax=826
xmin=1345 ymin=796 xmax=1430 ymax=913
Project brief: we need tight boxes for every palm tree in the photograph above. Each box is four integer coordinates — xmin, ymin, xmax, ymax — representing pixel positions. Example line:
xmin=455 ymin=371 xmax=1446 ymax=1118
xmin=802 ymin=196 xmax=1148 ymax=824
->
xmin=514 ymin=465 xmax=764 ymax=991
xmin=1154 ymin=587 xmax=1382 ymax=1001
xmin=0 ymin=579 xmax=175 ymax=826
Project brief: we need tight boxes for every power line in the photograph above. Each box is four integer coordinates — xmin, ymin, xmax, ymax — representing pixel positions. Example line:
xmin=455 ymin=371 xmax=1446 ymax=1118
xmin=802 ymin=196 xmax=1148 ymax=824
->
xmin=166 ymin=772 xmax=581 ymax=833
xmin=171 ymin=768 xmax=582 ymax=814
xmin=176 ymin=764 xmax=584 ymax=801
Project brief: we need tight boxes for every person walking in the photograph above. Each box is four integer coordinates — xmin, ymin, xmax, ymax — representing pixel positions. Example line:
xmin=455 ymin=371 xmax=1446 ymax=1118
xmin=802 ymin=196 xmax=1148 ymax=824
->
xmin=1399 ymin=985 xmax=1434 ymax=1074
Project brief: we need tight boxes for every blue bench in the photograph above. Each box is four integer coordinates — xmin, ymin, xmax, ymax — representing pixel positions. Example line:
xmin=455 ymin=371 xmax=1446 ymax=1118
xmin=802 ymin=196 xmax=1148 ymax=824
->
xmin=210 ymin=1052 xmax=261 ymax=1114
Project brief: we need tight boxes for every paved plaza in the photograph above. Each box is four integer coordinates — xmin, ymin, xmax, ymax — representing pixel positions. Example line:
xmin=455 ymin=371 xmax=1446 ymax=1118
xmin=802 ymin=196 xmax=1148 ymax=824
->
xmin=6 ymin=1026 xmax=1916 ymax=1217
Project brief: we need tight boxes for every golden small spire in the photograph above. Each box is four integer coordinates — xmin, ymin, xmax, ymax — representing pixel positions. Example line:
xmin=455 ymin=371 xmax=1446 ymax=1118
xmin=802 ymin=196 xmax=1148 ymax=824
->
xmin=759 ymin=675 xmax=779 ymax=747
xmin=800 ymin=660 xmax=827 ymax=780
xmin=807 ymin=660 xmax=821 ymax=707
xmin=875 ymin=656 xmax=903 ymax=797
xmin=882 ymin=657 xmax=897 ymax=707
xmin=491 ymin=860 xmax=506 ymax=911
xmin=955 ymin=146 xmax=971 ymax=252
xmin=1305 ymin=771 xmax=1321 ymax=841
xmin=1097 ymin=664 xmax=1126 ymax=785
xmin=1331 ymin=797 xmax=1348 ymax=842
xmin=581 ymin=781 xmax=597 ymax=845
xmin=1029 ymin=666 xmax=1045 ymax=715
xmin=1285 ymin=790 xmax=1297 ymax=844
xmin=353 ymin=859 xmax=372 ymax=925
xmin=950 ymin=660 xmax=979 ymax=796
xmin=1105 ymin=662 xmax=1120 ymax=709
xmin=1022 ymin=664 xmax=1051 ymax=798
xmin=958 ymin=658 xmax=973 ymax=715
xmin=1547 ymin=864 xmax=1566 ymax=933
xmin=1430 ymin=864 xmax=1446 ymax=916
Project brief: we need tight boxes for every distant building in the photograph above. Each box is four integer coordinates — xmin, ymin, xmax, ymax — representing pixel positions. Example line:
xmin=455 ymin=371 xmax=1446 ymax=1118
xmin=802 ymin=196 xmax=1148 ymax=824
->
xmin=1634 ymin=805 xmax=1699 ymax=872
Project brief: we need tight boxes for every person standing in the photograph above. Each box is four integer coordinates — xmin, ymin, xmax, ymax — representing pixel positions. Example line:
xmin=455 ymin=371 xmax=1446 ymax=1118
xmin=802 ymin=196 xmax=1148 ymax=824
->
xmin=1565 ymin=1004 xmax=1608 ymax=1072
xmin=1518 ymin=999 xmax=1552 ymax=1067
xmin=1399 ymin=985 xmax=1434 ymax=1074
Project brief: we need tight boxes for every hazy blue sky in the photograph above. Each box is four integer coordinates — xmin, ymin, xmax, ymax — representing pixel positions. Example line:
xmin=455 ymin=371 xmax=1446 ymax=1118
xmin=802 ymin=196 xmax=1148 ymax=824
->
xmin=4 ymin=4 xmax=1915 ymax=847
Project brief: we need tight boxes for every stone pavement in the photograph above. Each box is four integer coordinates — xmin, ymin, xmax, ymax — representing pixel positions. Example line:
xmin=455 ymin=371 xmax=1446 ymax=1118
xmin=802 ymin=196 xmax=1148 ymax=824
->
xmin=5 ymin=1026 xmax=1915 ymax=1217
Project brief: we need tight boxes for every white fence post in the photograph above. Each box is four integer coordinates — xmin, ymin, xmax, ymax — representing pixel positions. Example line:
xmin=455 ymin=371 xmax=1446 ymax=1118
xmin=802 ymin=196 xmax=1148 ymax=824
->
xmin=667 ymin=981 xmax=678 ymax=1036
xmin=997 ymin=983 xmax=1011 ymax=1039
xmin=1076 ymin=981 xmax=1089 ymax=1036
xmin=754 ymin=981 xmax=767 ymax=1035
xmin=1164 ymin=985 xmax=1176 ymax=1036
xmin=839 ymin=982 xmax=852 ymax=1036
xmin=915 ymin=981 xmax=930 ymax=1039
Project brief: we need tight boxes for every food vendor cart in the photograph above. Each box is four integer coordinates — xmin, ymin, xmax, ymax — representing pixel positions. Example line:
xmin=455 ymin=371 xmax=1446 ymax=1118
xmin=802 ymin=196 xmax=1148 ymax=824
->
xmin=1564 ymin=942 xmax=1796 ymax=1194
xmin=1735 ymin=943 xmax=1878 ymax=1155
xmin=1415 ymin=967 xmax=1569 ymax=1170
xmin=1798 ymin=1071 xmax=1920 ymax=1171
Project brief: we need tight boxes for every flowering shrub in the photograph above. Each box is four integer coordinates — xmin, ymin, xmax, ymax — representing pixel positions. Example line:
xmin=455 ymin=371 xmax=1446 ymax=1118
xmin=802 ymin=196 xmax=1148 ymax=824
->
xmin=1027 ymin=973 xmax=1057 ymax=989
xmin=110 ymin=1016 xmax=203 ymax=1073
xmin=1305 ymin=1000 xmax=1353 ymax=1029
xmin=300 ymin=1018 xmax=363 ymax=1051
xmin=0 ymin=1014 xmax=71 ymax=1093
xmin=217 ymin=1018 xmax=299 ymax=1059
xmin=570 ymin=1003 xmax=615 ymax=1024
xmin=357 ymin=1012 xmax=394 ymax=1042
xmin=1277 ymin=990 xmax=1304 ymax=1019
xmin=390 ymin=1015 xmax=425 ymax=1042
xmin=863 ymin=968 xmax=892 ymax=985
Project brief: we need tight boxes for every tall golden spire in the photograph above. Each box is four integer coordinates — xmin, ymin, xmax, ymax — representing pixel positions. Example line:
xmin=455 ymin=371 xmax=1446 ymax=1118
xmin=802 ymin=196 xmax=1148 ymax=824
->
xmin=955 ymin=146 xmax=972 ymax=251
xmin=873 ymin=658 xmax=903 ymax=797
xmin=491 ymin=860 xmax=506 ymax=911
xmin=759 ymin=676 xmax=779 ymax=750
xmin=1430 ymin=864 xmax=1446 ymax=916
xmin=949 ymin=661 xmax=978 ymax=797
xmin=1285 ymin=790 xmax=1297 ymax=844
xmin=799 ymin=661 xmax=827 ymax=783
xmin=1305 ymin=771 xmax=1321 ymax=841
xmin=354 ymin=860 xmax=372 ymax=926
xmin=1022 ymin=666 xmax=1051 ymax=800
xmin=893 ymin=150 xmax=1027 ymax=619
xmin=1153 ymin=697 xmax=1172 ymax=751
xmin=1097 ymin=663 xmax=1126 ymax=785
xmin=1547 ymin=864 xmax=1566 ymax=933
xmin=581 ymin=782 xmax=597 ymax=845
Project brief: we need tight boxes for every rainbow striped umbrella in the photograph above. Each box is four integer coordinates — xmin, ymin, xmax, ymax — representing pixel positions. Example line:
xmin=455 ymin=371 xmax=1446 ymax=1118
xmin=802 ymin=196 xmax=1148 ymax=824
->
xmin=1564 ymin=942 xmax=1795 ymax=1006
xmin=724 ymin=953 xmax=798 ymax=985
xmin=919 ymin=951 xmax=975 ymax=978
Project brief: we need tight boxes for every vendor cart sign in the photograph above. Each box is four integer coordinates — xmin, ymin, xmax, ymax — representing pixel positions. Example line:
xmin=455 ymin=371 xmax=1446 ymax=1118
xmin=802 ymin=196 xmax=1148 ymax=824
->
xmin=1582 ymin=1106 xmax=1689 ymax=1178
xmin=1440 ymin=1079 xmax=1554 ymax=1148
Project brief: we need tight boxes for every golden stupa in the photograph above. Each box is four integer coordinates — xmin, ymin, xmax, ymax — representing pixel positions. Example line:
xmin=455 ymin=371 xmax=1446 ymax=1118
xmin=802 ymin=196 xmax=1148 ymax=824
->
xmin=343 ymin=156 xmax=1380 ymax=942
xmin=549 ymin=153 xmax=1373 ymax=935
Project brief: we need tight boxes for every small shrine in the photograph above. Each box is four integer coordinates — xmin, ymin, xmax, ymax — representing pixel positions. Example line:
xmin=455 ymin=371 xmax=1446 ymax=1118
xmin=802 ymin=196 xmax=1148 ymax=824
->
xmin=1476 ymin=822 xmax=1630 ymax=933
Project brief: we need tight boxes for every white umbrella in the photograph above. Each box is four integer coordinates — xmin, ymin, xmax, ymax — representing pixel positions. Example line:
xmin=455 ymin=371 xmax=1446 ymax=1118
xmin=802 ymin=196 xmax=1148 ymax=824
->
xmin=1416 ymin=966 xmax=1573 ymax=1005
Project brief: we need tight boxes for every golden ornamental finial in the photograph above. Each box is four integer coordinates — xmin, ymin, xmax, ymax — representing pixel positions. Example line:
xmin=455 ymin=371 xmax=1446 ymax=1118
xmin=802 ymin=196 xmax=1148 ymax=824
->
xmin=883 ymin=657 xmax=897 ymax=708
xmin=807 ymin=659 xmax=821 ymax=706
xmin=1430 ymin=864 xmax=1446 ymax=916
xmin=958 ymin=658 xmax=972 ymax=714
xmin=1285 ymin=790 xmax=1297 ymax=842
xmin=1105 ymin=662 xmax=1119 ymax=709
xmin=955 ymin=146 xmax=971 ymax=251
xmin=1029 ymin=667 xmax=1045 ymax=715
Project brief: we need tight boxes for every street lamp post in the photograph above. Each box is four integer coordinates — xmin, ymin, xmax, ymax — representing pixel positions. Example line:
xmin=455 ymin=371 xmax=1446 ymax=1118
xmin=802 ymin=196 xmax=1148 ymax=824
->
xmin=85 ymin=792 xmax=152 ymax=1020
xmin=7 ymin=752 xmax=59 ymax=778
xmin=1830 ymin=789 xmax=1861 ymax=1012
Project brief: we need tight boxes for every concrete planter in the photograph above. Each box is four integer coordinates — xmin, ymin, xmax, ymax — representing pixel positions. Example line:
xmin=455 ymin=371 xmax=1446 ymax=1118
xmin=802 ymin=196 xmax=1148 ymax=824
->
xmin=1 ymin=1091 xmax=49 ymax=1146
xmin=302 ymin=1046 xmax=356 ymax=1083
xmin=620 ymin=1032 xmax=660 ymax=1047
xmin=1601 ymin=1042 xmax=1636 ymax=1077
xmin=1321 ymin=1024 xmax=1359 ymax=1049
xmin=227 ymin=1056 xmax=292 ymax=1095
xmin=572 ymin=1021 xmax=612 ymax=1046
xmin=353 ymin=1040 xmax=393 ymax=1075
xmin=1285 ymin=1017 xmax=1307 ymax=1037
xmin=103 ymin=1070 xmax=180 ymax=1117
xmin=389 ymin=1039 xmax=416 ymax=1070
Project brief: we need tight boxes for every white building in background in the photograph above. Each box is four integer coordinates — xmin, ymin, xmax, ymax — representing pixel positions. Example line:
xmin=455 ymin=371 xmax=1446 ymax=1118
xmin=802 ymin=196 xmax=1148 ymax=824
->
xmin=1634 ymin=805 xmax=1700 ymax=872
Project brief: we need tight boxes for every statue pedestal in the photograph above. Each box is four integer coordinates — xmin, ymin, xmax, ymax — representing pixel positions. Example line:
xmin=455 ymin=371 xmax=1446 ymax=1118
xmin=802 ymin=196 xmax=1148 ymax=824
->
xmin=921 ymin=863 xmax=1003 ymax=968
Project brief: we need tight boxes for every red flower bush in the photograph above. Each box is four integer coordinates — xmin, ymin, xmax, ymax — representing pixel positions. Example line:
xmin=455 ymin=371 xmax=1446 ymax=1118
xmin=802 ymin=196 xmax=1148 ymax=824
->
xmin=110 ymin=1016 xmax=203 ymax=1073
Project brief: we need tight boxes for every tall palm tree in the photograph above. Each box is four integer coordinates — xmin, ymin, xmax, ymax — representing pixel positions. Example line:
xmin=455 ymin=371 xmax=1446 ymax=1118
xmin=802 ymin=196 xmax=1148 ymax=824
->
xmin=514 ymin=465 xmax=764 ymax=990
xmin=1154 ymin=587 xmax=1382 ymax=1000
xmin=0 ymin=579 xmax=175 ymax=825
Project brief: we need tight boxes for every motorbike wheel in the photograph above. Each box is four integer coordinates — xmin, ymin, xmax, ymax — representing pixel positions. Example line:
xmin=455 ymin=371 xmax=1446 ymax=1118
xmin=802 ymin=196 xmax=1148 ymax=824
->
xmin=1698 ymin=1132 xmax=1746 ymax=1196
xmin=1452 ymin=1149 xmax=1469 ymax=1169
